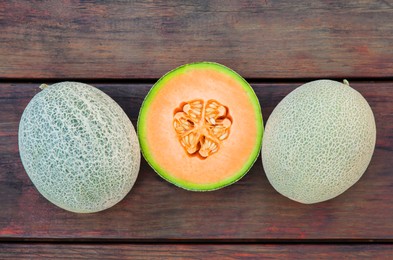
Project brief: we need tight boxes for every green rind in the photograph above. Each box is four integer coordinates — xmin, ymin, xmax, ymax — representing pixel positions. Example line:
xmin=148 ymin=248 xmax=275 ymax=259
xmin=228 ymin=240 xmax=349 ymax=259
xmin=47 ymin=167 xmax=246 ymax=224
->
xmin=138 ymin=62 xmax=263 ymax=191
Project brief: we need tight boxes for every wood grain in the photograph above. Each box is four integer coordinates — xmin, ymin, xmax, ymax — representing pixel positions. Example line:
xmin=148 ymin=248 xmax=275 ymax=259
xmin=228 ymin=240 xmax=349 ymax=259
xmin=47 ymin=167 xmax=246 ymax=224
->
xmin=1 ymin=1 xmax=392 ymax=79
xmin=0 ymin=82 xmax=392 ymax=240
xmin=1 ymin=243 xmax=392 ymax=259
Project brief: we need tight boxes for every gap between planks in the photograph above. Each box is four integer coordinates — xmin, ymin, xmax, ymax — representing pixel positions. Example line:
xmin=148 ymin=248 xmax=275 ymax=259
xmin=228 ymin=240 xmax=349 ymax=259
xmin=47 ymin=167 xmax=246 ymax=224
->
xmin=1 ymin=77 xmax=393 ymax=85
xmin=0 ymin=238 xmax=392 ymax=244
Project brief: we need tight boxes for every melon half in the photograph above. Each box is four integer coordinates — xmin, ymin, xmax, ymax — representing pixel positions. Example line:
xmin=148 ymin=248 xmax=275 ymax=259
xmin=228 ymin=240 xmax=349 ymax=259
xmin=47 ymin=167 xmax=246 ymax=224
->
xmin=138 ymin=62 xmax=263 ymax=191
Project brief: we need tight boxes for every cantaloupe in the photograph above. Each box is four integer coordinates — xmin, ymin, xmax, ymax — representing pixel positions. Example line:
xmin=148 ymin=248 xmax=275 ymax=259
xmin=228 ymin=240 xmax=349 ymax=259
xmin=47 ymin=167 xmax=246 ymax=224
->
xmin=138 ymin=62 xmax=263 ymax=191
xmin=19 ymin=82 xmax=140 ymax=213
xmin=262 ymin=80 xmax=376 ymax=204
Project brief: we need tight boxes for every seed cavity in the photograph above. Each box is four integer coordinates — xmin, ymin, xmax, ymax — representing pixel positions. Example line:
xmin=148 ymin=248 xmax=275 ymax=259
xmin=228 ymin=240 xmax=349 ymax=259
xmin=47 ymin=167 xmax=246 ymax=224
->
xmin=173 ymin=99 xmax=232 ymax=158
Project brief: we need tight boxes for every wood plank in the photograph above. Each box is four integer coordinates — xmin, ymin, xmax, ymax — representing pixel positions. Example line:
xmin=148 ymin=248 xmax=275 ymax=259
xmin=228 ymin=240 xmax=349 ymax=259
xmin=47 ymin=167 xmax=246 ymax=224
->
xmin=0 ymin=243 xmax=392 ymax=259
xmin=0 ymin=82 xmax=392 ymax=240
xmin=0 ymin=1 xmax=392 ymax=79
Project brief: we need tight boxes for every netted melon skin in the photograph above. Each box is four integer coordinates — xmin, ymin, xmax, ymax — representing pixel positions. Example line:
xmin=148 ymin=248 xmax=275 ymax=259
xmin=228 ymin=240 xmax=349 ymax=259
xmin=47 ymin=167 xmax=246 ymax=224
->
xmin=19 ymin=82 xmax=140 ymax=213
xmin=262 ymin=80 xmax=376 ymax=204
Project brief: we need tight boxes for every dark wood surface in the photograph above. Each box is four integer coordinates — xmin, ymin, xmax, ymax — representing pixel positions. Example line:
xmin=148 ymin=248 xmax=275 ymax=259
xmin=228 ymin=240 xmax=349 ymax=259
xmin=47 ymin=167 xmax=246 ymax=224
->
xmin=1 ymin=0 xmax=392 ymax=258
xmin=1 ymin=1 xmax=393 ymax=79
xmin=1 ymin=244 xmax=392 ymax=259
xmin=0 ymin=82 xmax=392 ymax=241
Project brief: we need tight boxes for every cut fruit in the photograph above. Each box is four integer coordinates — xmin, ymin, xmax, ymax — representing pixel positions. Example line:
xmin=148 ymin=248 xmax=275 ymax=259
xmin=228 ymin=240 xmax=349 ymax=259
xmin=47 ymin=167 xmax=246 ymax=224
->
xmin=173 ymin=99 xmax=232 ymax=158
xmin=138 ymin=62 xmax=263 ymax=191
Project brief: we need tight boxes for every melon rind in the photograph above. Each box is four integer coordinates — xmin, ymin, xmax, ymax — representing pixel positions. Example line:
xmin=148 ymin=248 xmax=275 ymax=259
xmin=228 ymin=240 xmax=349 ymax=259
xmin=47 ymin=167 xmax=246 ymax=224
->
xmin=138 ymin=62 xmax=263 ymax=191
xmin=262 ymin=80 xmax=376 ymax=204
xmin=19 ymin=82 xmax=141 ymax=213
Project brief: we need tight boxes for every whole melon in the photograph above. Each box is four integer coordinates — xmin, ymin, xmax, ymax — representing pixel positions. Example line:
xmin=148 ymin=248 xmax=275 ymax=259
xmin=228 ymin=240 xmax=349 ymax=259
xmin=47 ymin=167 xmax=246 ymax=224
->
xmin=19 ymin=82 xmax=140 ymax=213
xmin=262 ymin=80 xmax=376 ymax=204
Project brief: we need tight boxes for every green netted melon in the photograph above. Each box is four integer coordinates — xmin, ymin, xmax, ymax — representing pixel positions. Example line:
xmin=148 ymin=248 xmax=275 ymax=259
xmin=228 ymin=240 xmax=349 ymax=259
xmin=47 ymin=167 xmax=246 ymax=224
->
xmin=19 ymin=82 xmax=140 ymax=213
xmin=262 ymin=80 xmax=376 ymax=204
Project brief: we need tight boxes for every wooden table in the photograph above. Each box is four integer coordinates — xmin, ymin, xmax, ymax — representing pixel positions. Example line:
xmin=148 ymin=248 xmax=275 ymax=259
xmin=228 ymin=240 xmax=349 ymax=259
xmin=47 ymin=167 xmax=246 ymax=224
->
xmin=1 ymin=1 xmax=392 ymax=259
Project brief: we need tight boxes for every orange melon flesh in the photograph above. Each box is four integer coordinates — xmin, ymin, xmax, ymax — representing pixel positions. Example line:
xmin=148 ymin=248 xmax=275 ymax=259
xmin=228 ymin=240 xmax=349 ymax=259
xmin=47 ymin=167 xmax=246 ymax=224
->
xmin=138 ymin=62 xmax=263 ymax=191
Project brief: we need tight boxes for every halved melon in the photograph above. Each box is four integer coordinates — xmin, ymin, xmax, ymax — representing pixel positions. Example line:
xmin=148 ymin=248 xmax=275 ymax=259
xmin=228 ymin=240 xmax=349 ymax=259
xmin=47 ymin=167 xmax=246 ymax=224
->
xmin=138 ymin=62 xmax=263 ymax=191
